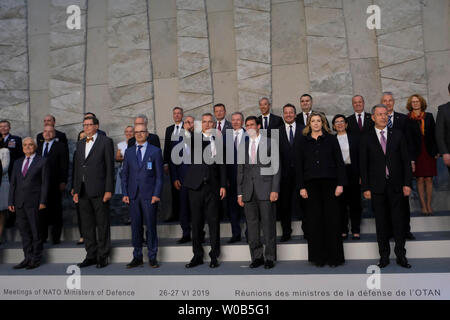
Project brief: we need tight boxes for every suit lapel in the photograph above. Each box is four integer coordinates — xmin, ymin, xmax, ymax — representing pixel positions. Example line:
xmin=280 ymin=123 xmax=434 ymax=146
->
xmin=140 ymin=145 xmax=151 ymax=169
xmin=85 ymin=135 xmax=100 ymax=161
xmin=386 ymin=129 xmax=394 ymax=155
xmin=370 ymin=129 xmax=385 ymax=156
xmin=24 ymin=155 xmax=39 ymax=178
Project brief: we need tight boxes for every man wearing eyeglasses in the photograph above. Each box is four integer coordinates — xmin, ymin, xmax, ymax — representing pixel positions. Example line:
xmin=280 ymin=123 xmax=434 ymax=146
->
xmin=72 ymin=116 xmax=115 ymax=269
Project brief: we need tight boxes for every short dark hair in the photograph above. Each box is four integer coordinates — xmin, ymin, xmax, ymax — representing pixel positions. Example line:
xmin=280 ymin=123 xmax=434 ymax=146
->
xmin=371 ymin=104 xmax=388 ymax=114
xmin=84 ymin=112 xmax=97 ymax=118
xmin=201 ymin=112 xmax=214 ymax=119
xmin=300 ymin=94 xmax=313 ymax=101
xmin=332 ymin=114 xmax=347 ymax=126
xmin=245 ymin=116 xmax=261 ymax=126
xmin=283 ymin=103 xmax=296 ymax=114
xmin=213 ymin=103 xmax=226 ymax=111
xmin=84 ymin=116 xmax=99 ymax=125
xmin=0 ymin=120 xmax=11 ymax=127
xmin=173 ymin=106 xmax=183 ymax=113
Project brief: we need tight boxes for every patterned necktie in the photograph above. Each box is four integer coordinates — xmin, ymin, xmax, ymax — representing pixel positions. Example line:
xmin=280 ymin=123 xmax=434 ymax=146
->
xmin=289 ymin=125 xmax=294 ymax=146
xmin=358 ymin=114 xmax=363 ymax=131
xmin=43 ymin=142 xmax=49 ymax=157
xmin=22 ymin=157 xmax=30 ymax=177
xmin=380 ymin=131 xmax=389 ymax=176
xmin=387 ymin=115 xmax=393 ymax=129
xmin=86 ymin=137 xmax=93 ymax=143
xmin=251 ymin=140 xmax=256 ymax=164
xmin=137 ymin=145 xmax=143 ymax=166
xmin=264 ymin=116 xmax=268 ymax=129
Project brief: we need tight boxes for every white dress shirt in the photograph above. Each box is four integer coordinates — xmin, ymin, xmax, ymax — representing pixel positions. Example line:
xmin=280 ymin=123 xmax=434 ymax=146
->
xmin=355 ymin=111 xmax=365 ymax=127
xmin=337 ymin=134 xmax=351 ymax=165
xmin=85 ymin=133 xmax=98 ymax=159
xmin=261 ymin=114 xmax=270 ymax=129
xmin=173 ymin=122 xmax=183 ymax=136
xmin=203 ymin=132 xmax=216 ymax=157
xmin=284 ymin=122 xmax=296 ymax=142
xmin=233 ymin=128 xmax=244 ymax=146
xmin=117 ymin=141 xmax=128 ymax=157
xmin=248 ymin=133 xmax=262 ymax=160
xmin=302 ymin=111 xmax=312 ymax=124
xmin=41 ymin=139 xmax=56 ymax=155
xmin=21 ymin=153 xmax=36 ymax=172
xmin=375 ymin=127 xmax=388 ymax=145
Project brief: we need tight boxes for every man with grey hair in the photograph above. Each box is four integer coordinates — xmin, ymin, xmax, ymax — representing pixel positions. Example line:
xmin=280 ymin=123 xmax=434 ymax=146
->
xmin=347 ymin=95 xmax=374 ymax=135
xmin=8 ymin=137 xmax=49 ymax=269
xmin=36 ymin=114 xmax=68 ymax=149
xmin=257 ymin=97 xmax=283 ymax=137
xmin=360 ymin=104 xmax=412 ymax=269
xmin=127 ymin=114 xmax=161 ymax=149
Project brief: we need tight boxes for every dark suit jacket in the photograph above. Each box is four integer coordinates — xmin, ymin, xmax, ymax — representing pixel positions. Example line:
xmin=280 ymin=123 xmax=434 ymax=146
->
xmin=37 ymin=130 xmax=68 ymax=147
xmin=121 ymin=144 xmax=163 ymax=200
xmin=214 ymin=119 xmax=232 ymax=132
xmin=128 ymin=134 xmax=160 ymax=149
xmin=347 ymin=113 xmax=374 ymax=136
xmin=225 ymin=129 xmax=247 ymax=186
xmin=77 ymin=129 xmax=106 ymax=140
xmin=342 ymin=133 xmax=361 ymax=184
xmin=8 ymin=155 xmax=49 ymax=208
xmin=406 ymin=112 xmax=438 ymax=160
xmin=163 ymin=123 xmax=183 ymax=165
xmin=391 ymin=111 xmax=408 ymax=131
xmin=183 ymin=133 xmax=226 ymax=192
xmin=436 ymin=101 xmax=450 ymax=155
xmin=36 ymin=140 xmax=69 ymax=188
xmin=360 ymin=128 xmax=412 ymax=194
xmin=73 ymin=134 xmax=115 ymax=197
xmin=169 ymin=133 xmax=191 ymax=184
xmin=2 ymin=134 xmax=23 ymax=180
xmin=258 ymin=114 xmax=283 ymax=132
xmin=0 ymin=159 xmax=2 ymax=187
xmin=279 ymin=123 xmax=304 ymax=179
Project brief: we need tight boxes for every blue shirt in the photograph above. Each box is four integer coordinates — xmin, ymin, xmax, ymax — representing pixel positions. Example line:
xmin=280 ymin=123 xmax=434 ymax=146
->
xmin=136 ymin=141 xmax=148 ymax=161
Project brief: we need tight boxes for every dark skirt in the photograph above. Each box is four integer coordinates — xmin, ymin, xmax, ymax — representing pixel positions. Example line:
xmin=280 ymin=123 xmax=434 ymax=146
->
xmin=415 ymin=135 xmax=437 ymax=177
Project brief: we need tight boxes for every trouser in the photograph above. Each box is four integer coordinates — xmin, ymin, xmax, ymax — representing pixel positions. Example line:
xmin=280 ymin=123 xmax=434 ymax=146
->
xmin=279 ymin=172 xmax=299 ymax=237
xmin=40 ymin=188 xmax=63 ymax=242
xmin=16 ymin=206 xmax=43 ymax=264
xmin=339 ymin=181 xmax=362 ymax=234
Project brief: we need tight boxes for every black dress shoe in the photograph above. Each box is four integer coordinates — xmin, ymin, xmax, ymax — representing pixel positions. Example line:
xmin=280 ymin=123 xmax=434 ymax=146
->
xmin=209 ymin=259 xmax=219 ymax=268
xmin=377 ymin=258 xmax=390 ymax=268
xmin=249 ymin=258 xmax=264 ymax=268
xmin=26 ymin=262 xmax=40 ymax=270
xmin=396 ymin=257 xmax=412 ymax=269
xmin=352 ymin=235 xmax=360 ymax=240
xmin=405 ymin=232 xmax=416 ymax=240
xmin=185 ymin=260 xmax=203 ymax=268
xmin=342 ymin=234 xmax=348 ymax=240
xmin=177 ymin=236 xmax=191 ymax=244
xmin=280 ymin=235 xmax=291 ymax=242
xmin=77 ymin=258 xmax=97 ymax=268
xmin=149 ymin=259 xmax=159 ymax=268
xmin=13 ymin=260 xmax=30 ymax=269
xmin=96 ymin=258 xmax=109 ymax=269
xmin=264 ymin=260 xmax=274 ymax=269
xmin=126 ymin=258 xmax=144 ymax=269
xmin=227 ymin=236 xmax=241 ymax=244
xmin=76 ymin=240 xmax=84 ymax=245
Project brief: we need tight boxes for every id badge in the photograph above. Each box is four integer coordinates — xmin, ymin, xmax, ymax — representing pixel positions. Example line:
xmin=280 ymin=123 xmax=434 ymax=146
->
xmin=147 ymin=161 xmax=152 ymax=170
xmin=8 ymin=140 xmax=16 ymax=148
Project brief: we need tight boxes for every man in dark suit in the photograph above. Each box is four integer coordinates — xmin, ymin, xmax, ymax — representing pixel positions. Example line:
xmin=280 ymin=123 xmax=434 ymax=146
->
xmin=382 ymin=92 xmax=415 ymax=240
xmin=278 ymin=104 xmax=304 ymax=242
xmin=72 ymin=116 xmax=115 ymax=269
xmin=0 ymin=120 xmax=24 ymax=181
xmin=36 ymin=115 xmax=68 ymax=148
xmin=238 ymin=116 xmax=281 ymax=269
xmin=295 ymin=94 xmax=314 ymax=126
xmin=127 ymin=115 xmax=160 ymax=149
xmin=163 ymin=107 xmax=184 ymax=223
xmin=184 ymin=113 xmax=226 ymax=269
xmin=257 ymin=97 xmax=283 ymax=137
xmin=8 ymin=137 xmax=49 ymax=269
xmin=346 ymin=95 xmax=374 ymax=135
xmin=170 ymin=116 xmax=195 ymax=244
xmin=121 ymin=124 xmax=163 ymax=268
xmin=224 ymin=112 xmax=247 ymax=243
xmin=214 ymin=103 xmax=232 ymax=133
xmin=360 ymin=104 xmax=412 ymax=269
xmin=36 ymin=126 xmax=69 ymax=244
xmin=436 ymin=83 xmax=450 ymax=175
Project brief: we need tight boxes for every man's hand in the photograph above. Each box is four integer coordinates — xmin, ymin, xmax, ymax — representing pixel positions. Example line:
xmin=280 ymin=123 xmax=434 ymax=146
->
xmin=300 ymin=189 xmax=308 ymax=199
xmin=174 ymin=180 xmax=181 ymax=190
xmin=122 ymin=196 xmax=130 ymax=204
xmin=103 ymin=192 xmax=112 ymax=203
xmin=270 ymin=192 xmax=278 ymax=202
xmin=59 ymin=183 xmax=66 ymax=191
xmin=151 ymin=196 xmax=160 ymax=204
xmin=403 ymin=186 xmax=412 ymax=197
xmin=8 ymin=205 xmax=15 ymax=212
xmin=443 ymin=154 xmax=450 ymax=167
xmin=363 ymin=190 xmax=371 ymax=200
xmin=39 ymin=204 xmax=46 ymax=210
xmin=73 ymin=193 xmax=79 ymax=204
xmin=335 ymin=186 xmax=343 ymax=197
xmin=411 ymin=161 xmax=416 ymax=173
xmin=220 ymin=187 xmax=226 ymax=200
xmin=237 ymin=196 xmax=244 ymax=207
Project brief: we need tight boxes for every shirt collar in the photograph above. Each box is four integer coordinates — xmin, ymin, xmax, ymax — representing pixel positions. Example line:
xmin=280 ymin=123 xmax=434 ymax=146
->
xmin=25 ymin=153 xmax=36 ymax=160
xmin=136 ymin=141 xmax=148 ymax=148
xmin=355 ymin=111 xmax=365 ymax=117
xmin=233 ymin=128 xmax=243 ymax=135
xmin=375 ymin=127 xmax=387 ymax=135
xmin=86 ymin=132 xmax=98 ymax=142
xmin=285 ymin=122 xmax=296 ymax=129
xmin=250 ymin=133 xmax=261 ymax=144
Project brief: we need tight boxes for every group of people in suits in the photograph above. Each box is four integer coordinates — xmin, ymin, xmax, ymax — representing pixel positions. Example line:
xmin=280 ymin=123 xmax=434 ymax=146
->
xmin=3 ymin=82 xmax=450 ymax=271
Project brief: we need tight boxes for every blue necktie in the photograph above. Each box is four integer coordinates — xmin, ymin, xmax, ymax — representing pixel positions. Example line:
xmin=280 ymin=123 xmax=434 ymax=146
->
xmin=43 ymin=142 xmax=49 ymax=157
xmin=387 ymin=115 xmax=393 ymax=129
xmin=264 ymin=116 xmax=268 ymax=129
xmin=289 ymin=125 xmax=294 ymax=146
xmin=137 ymin=145 xmax=143 ymax=166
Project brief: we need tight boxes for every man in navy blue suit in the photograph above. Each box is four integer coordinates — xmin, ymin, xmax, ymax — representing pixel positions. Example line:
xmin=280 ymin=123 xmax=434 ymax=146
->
xmin=121 ymin=124 xmax=163 ymax=268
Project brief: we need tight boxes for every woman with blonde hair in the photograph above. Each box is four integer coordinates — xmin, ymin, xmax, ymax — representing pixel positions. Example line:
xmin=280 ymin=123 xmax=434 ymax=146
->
xmin=405 ymin=94 xmax=438 ymax=215
xmin=296 ymin=112 xmax=347 ymax=267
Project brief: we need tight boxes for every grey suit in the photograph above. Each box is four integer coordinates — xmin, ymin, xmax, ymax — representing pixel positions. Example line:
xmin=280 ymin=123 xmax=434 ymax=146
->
xmin=436 ymin=101 xmax=450 ymax=174
xmin=237 ymin=136 xmax=280 ymax=262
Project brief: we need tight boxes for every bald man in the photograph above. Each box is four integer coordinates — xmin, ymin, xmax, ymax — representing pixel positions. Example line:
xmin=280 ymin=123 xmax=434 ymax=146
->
xmin=8 ymin=137 xmax=49 ymax=269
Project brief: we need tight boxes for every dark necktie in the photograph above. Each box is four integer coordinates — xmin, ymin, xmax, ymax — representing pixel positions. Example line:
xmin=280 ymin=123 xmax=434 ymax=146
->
xmin=289 ymin=125 xmax=294 ymax=146
xmin=22 ymin=157 xmax=30 ymax=177
xmin=388 ymin=115 xmax=393 ymax=129
xmin=43 ymin=142 xmax=49 ymax=157
xmin=137 ymin=145 xmax=143 ymax=166
xmin=380 ymin=130 xmax=389 ymax=177
xmin=175 ymin=125 xmax=179 ymax=135
xmin=264 ymin=116 xmax=268 ymax=129
xmin=217 ymin=122 xmax=222 ymax=132
xmin=357 ymin=114 xmax=363 ymax=131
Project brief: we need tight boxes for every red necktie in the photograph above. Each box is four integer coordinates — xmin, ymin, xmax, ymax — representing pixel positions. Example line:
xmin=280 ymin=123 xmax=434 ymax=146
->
xmin=217 ymin=122 xmax=222 ymax=132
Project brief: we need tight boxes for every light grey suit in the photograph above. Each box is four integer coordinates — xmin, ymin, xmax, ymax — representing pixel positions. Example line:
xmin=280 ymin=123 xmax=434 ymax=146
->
xmin=237 ymin=135 xmax=281 ymax=262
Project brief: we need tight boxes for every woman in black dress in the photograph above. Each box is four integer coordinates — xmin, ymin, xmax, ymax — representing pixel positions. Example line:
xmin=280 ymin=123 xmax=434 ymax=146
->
xmin=296 ymin=112 xmax=347 ymax=267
